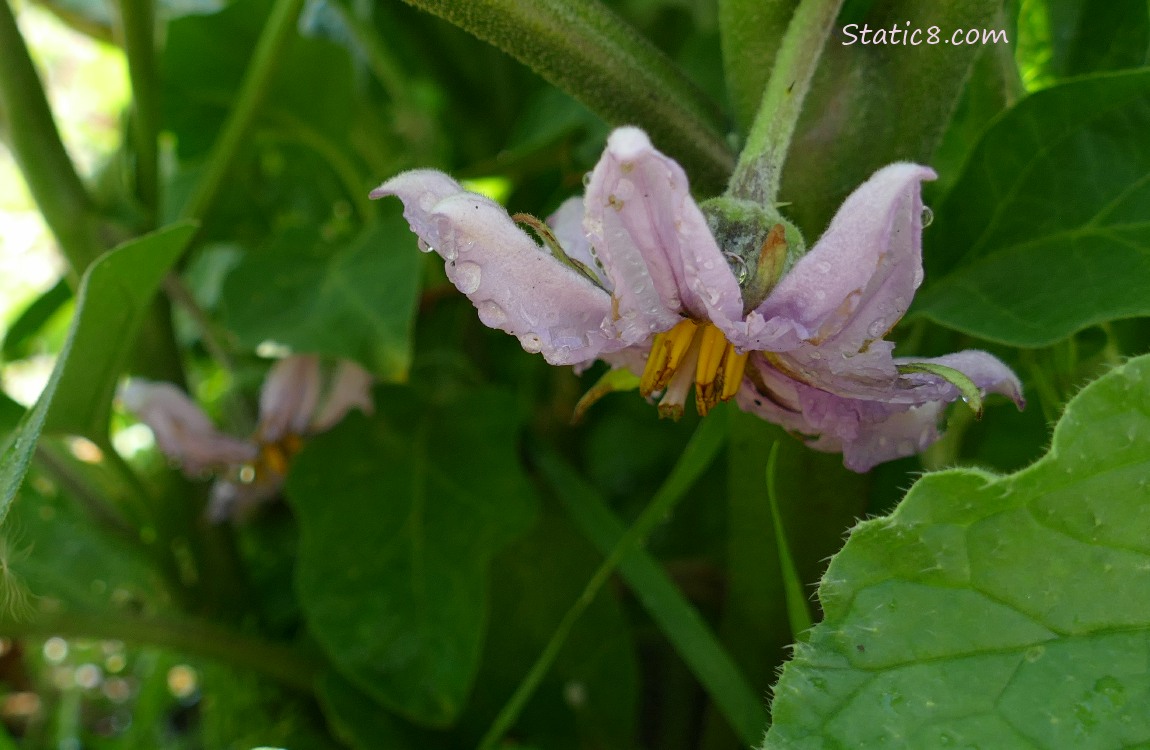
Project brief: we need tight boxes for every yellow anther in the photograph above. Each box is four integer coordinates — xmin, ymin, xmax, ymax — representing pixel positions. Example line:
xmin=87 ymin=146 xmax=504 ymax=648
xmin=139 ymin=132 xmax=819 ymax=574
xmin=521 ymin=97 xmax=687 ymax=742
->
xmin=640 ymin=320 xmax=698 ymax=396
xmin=694 ymin=324 xmax=728 ymax=413
xmin=720 ymin=347 xmax=750 ymax=401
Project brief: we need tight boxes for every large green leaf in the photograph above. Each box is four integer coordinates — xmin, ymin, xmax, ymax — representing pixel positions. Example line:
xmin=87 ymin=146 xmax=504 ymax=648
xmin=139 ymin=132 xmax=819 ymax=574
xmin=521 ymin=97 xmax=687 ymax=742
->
xmin=287 ymin=387 xmax=537 ymax=727
xmin=162 ymin=0 xmax=355 ymax=158
xmin=222 ymin=214 xmax=422 ymax=381
xmin=0 ymin=223 xmax=195 ymax=523
xmin=764 ymin=353 xmax=1150 ymax=748
xmin=780 ymin=0 xmax=1005 ymax=235
xmin=914 ymin=69 xmax=1150 ymax=346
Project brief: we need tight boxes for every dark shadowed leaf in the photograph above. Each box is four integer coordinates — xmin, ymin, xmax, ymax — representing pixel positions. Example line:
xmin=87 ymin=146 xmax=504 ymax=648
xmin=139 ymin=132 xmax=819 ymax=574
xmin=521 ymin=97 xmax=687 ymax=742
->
xmin=914 ymin=69 xmax=1150 ymax=346
xmin=222 ymin=212 xmax=422 ymax=381
xmin=287 ymin=387 xmax=536 ymax=726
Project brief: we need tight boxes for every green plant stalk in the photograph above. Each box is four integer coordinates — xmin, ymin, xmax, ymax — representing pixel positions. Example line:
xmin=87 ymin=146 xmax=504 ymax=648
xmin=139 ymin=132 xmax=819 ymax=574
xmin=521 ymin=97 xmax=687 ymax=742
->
xmin=719 ymin=0 xmax=798 ymax=132
xmin=478 ymin=410 xmax=730 ymax=750
xmin=398 ymin=0 xmax=734 ymax=191
xmin=0 ymin=0 xmax=105 ymax=274
xmin=1 ymin=611 xmax=322 ymax=692
xmin=726 ymin=0 xmax=844 ymax=203
xmin=536 ymin=446 xmax=766 ymax=746
xmin=179 ymin=0 xmax=307 ymax=222
xmin=115 ymin=0 xmax=161 ymax=219
xmin=765 ymin=443 xmax=812 ymax=638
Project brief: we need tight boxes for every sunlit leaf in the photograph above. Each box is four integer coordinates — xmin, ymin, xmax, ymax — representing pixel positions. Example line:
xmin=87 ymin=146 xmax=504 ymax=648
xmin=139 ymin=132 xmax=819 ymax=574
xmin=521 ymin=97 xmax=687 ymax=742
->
xmin=0 ymin=223 xmax=195 ymax=524
xmin=765 ymin=353 xmax=1150 ymax=747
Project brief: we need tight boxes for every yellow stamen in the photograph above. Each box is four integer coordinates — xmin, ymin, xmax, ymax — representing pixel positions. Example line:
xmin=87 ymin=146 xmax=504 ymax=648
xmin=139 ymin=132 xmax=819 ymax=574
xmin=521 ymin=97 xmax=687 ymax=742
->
xmin=638 ymin=321 xmax=748 ymax=418
xmin=640 ymin=320 xmax=698 ymax=395
xmin=720 ymin=347 xmax=750 ymax=401
xmin=694 ymin=325 xmax=728 ymax=414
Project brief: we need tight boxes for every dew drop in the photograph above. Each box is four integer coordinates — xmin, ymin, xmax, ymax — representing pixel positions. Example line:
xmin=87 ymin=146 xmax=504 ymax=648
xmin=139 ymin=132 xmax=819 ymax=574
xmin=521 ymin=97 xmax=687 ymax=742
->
xmin=921 ymin=205 xmax=934 ymax=227
xmin=868 ymin=319 xmax=886 ymax=338
xmin=454 ymin=262 xmax=482 ymax=294
xmin=477 ymin=300 xmax=507 ymax=327
xmin=582 ymin=171 xmax=592 ymax=188
xmin=723 ymin=252 xmax=749 ymax=285
xmin=518 ymin=333 xmax=543 ymax=354
xmin=416 ymin=238 xmax=434 ymax=254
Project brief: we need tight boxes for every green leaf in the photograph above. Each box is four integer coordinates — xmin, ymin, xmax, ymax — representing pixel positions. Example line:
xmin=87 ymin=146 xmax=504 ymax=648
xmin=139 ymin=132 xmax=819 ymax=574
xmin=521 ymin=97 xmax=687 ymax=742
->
xmin=0 ymin=223 xmax=195 ymax=523
xmin=1021 ymin=0 xmax=1149 ymax=86
xmin=914 ymin=69 xmax=1150 ymax=346
xmin=780 ymin=0 xmax=1005 ymax=235
xmin=162 ymin=0 xmax=354 ymax=158
xmin=222 ymin=214 xmax=422 ymax=381
xmin=461 ymin=510 xmax=639 ymax=749
xmin=764 ymin=353 xmax=1150 ymax=748
xmin=535 ymin=447 xmax=761 ymax=747
xmin=1 ymin=278 xmax=72 ymax=362
xmin=395 ymin=0 xmax=733 ymax=191
xmin=287 ymin=387 xmax=537 ymax=726
xmin=316 ymin=673 xmax=444 ymax=750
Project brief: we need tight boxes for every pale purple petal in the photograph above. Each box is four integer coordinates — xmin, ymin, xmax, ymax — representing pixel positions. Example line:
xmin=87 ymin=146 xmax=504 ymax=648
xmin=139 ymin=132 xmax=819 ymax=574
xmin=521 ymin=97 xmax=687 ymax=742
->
xmin=373 ymin=171 xmax=619 ymax=366
xmin=584 ymin=127 xmax=743 ymax=341
xmin=311 ymin=360 xmax=375 ymax=433
xmin=748 ymin=163 xmax=936 ymax=353
xmin=258 ymin=355 xmax=321 ymax=442
xmin=895 ymin=350 xmax=1025 ymax=409
xmin=119 ymin=380 xmax=257 ymax=474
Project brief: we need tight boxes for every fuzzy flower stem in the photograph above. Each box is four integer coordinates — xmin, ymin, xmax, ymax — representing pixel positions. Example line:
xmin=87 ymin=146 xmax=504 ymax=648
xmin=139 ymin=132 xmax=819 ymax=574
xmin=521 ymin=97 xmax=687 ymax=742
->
xmin=725 ymin=0 xmax=844 ymax=203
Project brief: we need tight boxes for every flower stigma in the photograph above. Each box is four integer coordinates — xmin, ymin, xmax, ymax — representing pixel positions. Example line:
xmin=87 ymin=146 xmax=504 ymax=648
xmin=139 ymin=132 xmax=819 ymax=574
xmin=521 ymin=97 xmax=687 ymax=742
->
xmin=640 ymin=320 xmax=748 ymax=418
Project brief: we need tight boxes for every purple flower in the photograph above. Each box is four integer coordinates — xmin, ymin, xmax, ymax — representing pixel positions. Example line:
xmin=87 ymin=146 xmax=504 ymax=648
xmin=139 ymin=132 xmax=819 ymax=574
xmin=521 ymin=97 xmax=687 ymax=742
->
xmin=120 ymin=356 xmax=375 ymax=518
xmin=371 ymin=127 xmax=1022 ymax=471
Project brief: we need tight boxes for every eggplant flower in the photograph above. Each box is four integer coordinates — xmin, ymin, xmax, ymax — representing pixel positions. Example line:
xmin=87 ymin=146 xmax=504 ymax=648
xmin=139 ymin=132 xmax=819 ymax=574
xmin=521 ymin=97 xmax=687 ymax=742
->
xmin=120 ymin=356 xmax=374 ymax=519
xmin=371 ymin=127 xmax=1022 ymax=471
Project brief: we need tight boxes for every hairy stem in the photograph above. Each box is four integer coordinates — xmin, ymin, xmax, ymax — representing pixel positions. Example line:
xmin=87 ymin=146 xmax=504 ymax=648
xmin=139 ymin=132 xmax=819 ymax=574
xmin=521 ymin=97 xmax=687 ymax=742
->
xmin=726 ymin=0 xmax=844 ymax=203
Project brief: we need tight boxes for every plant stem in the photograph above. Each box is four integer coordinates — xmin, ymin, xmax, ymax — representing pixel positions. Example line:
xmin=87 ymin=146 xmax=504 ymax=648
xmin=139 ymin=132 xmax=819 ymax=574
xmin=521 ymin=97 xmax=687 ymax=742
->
xmin=1 ymin=611 xmax=322 ymax=692
xmin=765 ymin=443 xmax=812 ymax=638
xmin=725 ymin=0 xmax=844 ymax=203
xmin=478 ymin=410 xmax=729 ymax=750
xmin=178 ymin=0 xmax=307 ymax=222
xmin=115 ymin=0 xmax=161 ymax=220
xmin=0 ymin=0 xmax=105 ymax=274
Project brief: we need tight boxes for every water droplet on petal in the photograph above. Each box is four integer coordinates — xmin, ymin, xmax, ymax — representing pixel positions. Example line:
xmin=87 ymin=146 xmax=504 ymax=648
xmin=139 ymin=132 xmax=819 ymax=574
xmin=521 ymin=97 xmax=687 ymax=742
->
xmin=454 ymin=262 xmax=482 ymax=294
xmin=418 ymin=192 xmax=436 ymax=211
xmin=416 ymin=238 xmax=434 ymax=254
xmin=921 ymin=205 xmax=934 ymax=227
xmin=477 ymin=300 xmax=507 ymax=327
xmin=518 ymin=333 xmax=543 ymax=354
xmin=723 ymin=252 xmax=749 ymax=285
xmin=582 ymin=171 xmax=592 ymax=188
xmin=868 ymin=319 xmax=886 ymax=338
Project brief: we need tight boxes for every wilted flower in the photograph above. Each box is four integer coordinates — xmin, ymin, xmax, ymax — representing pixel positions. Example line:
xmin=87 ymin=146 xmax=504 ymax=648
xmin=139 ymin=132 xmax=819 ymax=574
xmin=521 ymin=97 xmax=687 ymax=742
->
xmin=120 ymin=356 xmax=374 ymax=519
xmin=372 ymin=127 xmax=1022 ymax=471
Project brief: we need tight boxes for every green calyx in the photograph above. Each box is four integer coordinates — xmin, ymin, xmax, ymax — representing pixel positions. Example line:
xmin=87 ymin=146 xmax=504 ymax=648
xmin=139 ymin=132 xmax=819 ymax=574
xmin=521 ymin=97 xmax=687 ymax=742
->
xmin=699 ymin=196 xmax=806 ymax=312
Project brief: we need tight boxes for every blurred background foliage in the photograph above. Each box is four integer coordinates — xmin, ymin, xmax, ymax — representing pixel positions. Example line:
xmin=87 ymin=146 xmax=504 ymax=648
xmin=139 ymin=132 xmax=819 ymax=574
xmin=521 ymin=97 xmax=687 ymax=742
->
xmin=0 ymin=0 xmax=1148 ymax=747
